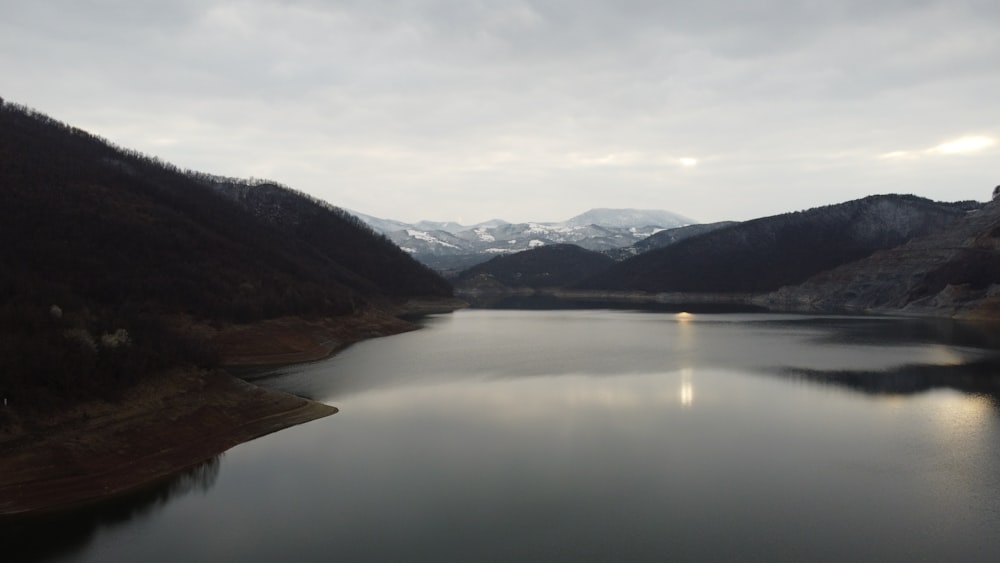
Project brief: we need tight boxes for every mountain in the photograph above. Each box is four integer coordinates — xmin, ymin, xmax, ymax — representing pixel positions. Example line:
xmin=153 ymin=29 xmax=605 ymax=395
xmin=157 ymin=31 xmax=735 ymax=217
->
xmin=349 ymin=211 xmax=511 ymax=236
xmin=564 ymin=208 xmax=694 ymax=228
xmin=454 ymin=244 xmax=615 ymax=292
xmin=580 ymin=195 xmax=979 ymax=294
xmin=633 ymin=221 xmax=740 ymax=253
xmin=456 ymin=221 xmax=739 ymax=291
xmin=603 ymin=220 xmax=741 ymax=260
xmin=766 ymin=198 xmax=1000 ymax=318
xmin=204 ymin=181 xmax=451 ymax=299
xmin=0 ymin=100 xmax=451 ymax=406
xmin=354 ymin=208 xmax=693 ymax=271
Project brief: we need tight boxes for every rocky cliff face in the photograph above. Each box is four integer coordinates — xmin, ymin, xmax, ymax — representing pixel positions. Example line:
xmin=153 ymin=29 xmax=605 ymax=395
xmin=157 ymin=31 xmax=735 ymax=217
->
xmin=765 ymin=200 xmax=1000 ymax=319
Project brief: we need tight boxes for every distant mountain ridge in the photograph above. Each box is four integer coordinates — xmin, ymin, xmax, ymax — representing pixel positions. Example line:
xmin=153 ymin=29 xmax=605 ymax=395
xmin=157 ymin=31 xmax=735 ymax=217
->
xmin=452 ymin=194 xmax=987 ymax=312
xmin=456 ymin=245 xmax=615 ymax=291
xmin=353 ymin=208 xmax=695 ymax=271
xmin=564 ymin=208 xmax=694 ymax=228
xmin=633 ymin=221 xmax=740 ymax=254
xmin=581 ymin=194 xmax=977 ymax=293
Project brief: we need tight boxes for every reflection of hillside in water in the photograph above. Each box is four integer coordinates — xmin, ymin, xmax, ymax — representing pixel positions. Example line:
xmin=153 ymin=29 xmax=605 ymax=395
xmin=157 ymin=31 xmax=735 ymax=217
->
xmin=759 ymin=316 xmax=1000 ymax=403
xmin=750 ymin=316 xmax=1000 ymax=350
xmin=464 ymin=293 xmax=766 ymax=313
xmin=779 ymin=356 xmax=1000 ymax=402
xmin=2 ymin=456 xmax=221 ymax=562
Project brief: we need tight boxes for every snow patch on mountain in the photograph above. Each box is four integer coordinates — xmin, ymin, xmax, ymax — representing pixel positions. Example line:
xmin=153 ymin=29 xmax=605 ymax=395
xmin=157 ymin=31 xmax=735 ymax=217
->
xmin=565 ymin=208 xmax=694 ymax=229
xmin=352 ymin=208 xmax=695 ymax=270
xmin=406 ymin=229 xmax=460 ymax=249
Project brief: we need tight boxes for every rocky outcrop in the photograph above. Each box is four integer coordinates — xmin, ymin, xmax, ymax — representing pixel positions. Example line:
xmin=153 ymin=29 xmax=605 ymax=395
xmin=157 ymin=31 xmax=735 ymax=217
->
xmin=764 ymin=200 xmax=1000 ymax=319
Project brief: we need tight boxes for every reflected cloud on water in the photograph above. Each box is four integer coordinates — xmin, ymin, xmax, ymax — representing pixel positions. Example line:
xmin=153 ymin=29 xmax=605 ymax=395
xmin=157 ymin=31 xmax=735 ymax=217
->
xmin=15 ymin=309 xmax=1000 ymax=562
xmin=253 ymin=310 xmax=1000 ymax=411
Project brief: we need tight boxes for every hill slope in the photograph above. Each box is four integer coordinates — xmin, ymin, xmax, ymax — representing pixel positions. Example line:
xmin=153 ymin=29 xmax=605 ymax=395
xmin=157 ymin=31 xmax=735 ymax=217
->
xmin=0 ymin=100 xmax=450 ymax=406
xmin=204 ymin=180 xmax=452 ymax=299
xmin=454 ymin=244 xmax=615 ymax=292
xmin=633 ymin=221 xmax=740 ymax=254
xmin=580 ymin=195 xmax=977 ymax=293
xmin=766 ymin=199 xmax=1000 ymax=318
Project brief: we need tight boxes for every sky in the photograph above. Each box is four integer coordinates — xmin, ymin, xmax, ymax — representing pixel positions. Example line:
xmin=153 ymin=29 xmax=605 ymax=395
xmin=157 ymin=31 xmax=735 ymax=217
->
xmin=2 ymin=0 xmax=998 ymax=224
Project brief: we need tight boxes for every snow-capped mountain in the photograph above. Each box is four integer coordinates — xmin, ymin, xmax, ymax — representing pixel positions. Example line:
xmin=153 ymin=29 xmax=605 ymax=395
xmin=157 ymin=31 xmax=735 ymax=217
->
xmin=564 ymin=208 xmax=693 ymax=229
xmin=351 ymin=208 xmax=695 ymax=271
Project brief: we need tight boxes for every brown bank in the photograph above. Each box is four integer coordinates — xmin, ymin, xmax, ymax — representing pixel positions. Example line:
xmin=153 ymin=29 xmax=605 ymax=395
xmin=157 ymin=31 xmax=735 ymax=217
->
xmin=0 ymin=302 xmax=464 ymax=516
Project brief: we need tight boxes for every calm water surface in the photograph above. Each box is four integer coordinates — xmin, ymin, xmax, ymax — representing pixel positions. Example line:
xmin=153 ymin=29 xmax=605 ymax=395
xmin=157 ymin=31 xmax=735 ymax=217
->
xmin=9 ymin=310 xmax=1000 ymax=562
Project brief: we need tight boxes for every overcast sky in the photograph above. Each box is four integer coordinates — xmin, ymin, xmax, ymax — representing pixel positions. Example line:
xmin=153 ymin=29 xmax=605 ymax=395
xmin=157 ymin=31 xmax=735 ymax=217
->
xmin=2 ymin=1 xmax=997 ymax=224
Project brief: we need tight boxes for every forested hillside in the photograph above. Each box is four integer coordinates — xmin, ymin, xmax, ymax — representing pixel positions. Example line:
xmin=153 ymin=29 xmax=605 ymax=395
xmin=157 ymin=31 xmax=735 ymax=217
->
xmin=203 ymin=180 xmax=451 ymax=298
xmin=0 ymin=100 xmax=450 ymax=408
xmin=455 ymin=244 xmax=614 ymax=291
xmin=580 ymin=195 xmax=978 ymax=293
xmin=767 ymin=199 xmax=1000 ymax=317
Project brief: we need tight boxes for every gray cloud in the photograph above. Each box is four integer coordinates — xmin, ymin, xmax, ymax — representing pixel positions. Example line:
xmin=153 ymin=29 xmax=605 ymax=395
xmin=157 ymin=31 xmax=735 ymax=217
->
xmin=2 ymin=0 xmax=997 ymax=223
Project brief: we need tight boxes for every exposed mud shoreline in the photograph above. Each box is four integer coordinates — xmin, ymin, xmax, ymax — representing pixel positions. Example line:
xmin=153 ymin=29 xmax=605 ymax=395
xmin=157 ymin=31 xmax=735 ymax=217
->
xmin=0 ymin=370 xmax=335 ymax=516
xmin=0 ymin=302 xmax=465 ymax=516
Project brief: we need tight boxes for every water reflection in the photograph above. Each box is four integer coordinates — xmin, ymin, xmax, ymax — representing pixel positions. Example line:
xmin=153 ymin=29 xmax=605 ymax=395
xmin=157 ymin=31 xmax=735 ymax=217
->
xmin=675 ymin=312 xmax=696 ymax=408
xmin=254 ymin=310 xmax=999 ymax=405
xmin=778 ymin=355 xmax=1000 ymax=399
xmin=231 ymin=364 xmax=1000 ymax=561
xmin=750 ymin=315 xmax=1000 ymax=350
xmin=680 ymin=367 xmax=694 ymax=408
xmin=462 ymin=294 xmax=767 ymax=313
xmin=1 ymin=456 xmax=221 ymax=562
xmin=22 ymin=310 xmax=1000 ymax=562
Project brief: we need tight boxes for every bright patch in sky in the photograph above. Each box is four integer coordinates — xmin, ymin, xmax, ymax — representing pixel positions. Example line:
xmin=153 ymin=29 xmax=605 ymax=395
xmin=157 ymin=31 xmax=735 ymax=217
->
xmin=931 ymin=136 xmax=996 ymax=154
xmin=678 ymin=158 xmax=698 ymax=167
xmin=880 ymin=135 xmax=997 ymax=160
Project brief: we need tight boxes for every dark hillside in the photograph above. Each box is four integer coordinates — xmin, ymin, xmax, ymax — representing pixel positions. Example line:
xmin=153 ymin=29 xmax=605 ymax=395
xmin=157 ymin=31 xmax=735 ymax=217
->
xmin=581 ymin=195 xmax=977 ymax=293
xmin=767 ymin=198 xmax=1000 ymax=317
xmin=0 ymin=100 xmax=449 ymax=407
xmin=604 ymin=221 xmax=740 ymax=261
xmin=201 ymin=180 xmax=451 ymax=298
xmin=634 ymin=221 xmax=739 ymax=253
xmin=455 ymin=244 xmax=614 ymax=291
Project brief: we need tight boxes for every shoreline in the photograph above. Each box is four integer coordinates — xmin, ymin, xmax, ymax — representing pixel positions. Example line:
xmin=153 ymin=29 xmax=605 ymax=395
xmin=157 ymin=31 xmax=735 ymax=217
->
xmin=0 ymin=302 xmax=464 ymax=517
xmin=1 ymin=295 xmax=994 ymax=517
xmin=0 ymin=370 xmax=336 ymax=516
xmin=457 ymin=287 xmax=1000 ymax=320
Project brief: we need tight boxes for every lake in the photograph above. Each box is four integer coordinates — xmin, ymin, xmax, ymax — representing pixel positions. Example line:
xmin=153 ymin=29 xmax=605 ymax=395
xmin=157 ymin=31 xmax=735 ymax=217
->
xmin=8 ymin=309 xmax=1000 ymax=561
